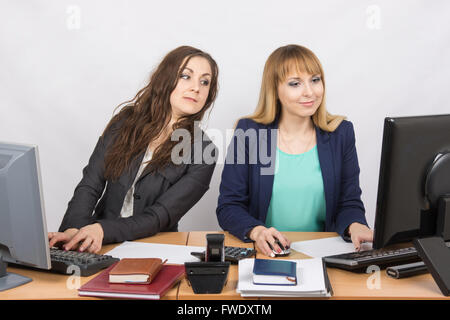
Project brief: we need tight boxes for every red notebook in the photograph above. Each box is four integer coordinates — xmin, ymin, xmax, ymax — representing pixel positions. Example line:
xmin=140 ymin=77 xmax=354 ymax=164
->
xmin=78 ymin=262 xmax=185 ymax=299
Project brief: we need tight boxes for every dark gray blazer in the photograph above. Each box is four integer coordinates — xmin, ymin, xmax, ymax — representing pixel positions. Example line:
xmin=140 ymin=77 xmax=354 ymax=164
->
xmin=59 ymin=123 xmax=217 ymax=244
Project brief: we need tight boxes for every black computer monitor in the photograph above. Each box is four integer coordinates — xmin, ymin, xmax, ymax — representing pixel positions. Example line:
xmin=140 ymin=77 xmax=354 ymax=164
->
xmin=0 ymin=142 xmax=51 ymax=291
xmin=373 ymin=114 xmax=450 ymax=250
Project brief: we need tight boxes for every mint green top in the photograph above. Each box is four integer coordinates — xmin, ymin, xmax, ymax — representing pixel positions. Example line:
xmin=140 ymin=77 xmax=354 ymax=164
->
xmin=265 ymin=145 xmax=326 ymax=232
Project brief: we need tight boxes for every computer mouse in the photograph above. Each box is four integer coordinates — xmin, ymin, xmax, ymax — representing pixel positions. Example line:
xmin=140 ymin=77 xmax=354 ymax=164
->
xmin=267 ymin=239 xmax=291 ymax=257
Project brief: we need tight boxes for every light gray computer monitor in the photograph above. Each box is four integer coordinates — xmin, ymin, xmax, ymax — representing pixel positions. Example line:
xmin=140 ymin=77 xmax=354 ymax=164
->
xmin=0 ymin=142 xmax=51 ymax=291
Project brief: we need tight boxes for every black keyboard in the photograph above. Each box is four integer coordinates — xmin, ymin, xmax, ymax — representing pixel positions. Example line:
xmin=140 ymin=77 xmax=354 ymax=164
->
xmin=190 ymin=246 xmax=256 ymax=264
xmin=323 ymin=246 xmax=422 ymax=272
xmin=49 ymin=248 xmax=120 ymax=276
xmin=324 ymin=241 xmax=450 ymax=272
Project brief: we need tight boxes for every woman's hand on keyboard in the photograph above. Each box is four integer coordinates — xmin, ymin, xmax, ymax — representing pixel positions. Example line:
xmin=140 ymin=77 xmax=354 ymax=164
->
xmin=48 ymin=228 xmax=79 ymax=249
xmin=63 ymin=223 xmax=104 ymax=254
xmin=348 ymin=223 xmax=374 ymax=251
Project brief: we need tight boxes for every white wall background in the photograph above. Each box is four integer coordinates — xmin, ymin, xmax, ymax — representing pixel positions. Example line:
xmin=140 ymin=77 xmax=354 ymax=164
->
xmin=1 ymin=0 xmax=449 ymax=233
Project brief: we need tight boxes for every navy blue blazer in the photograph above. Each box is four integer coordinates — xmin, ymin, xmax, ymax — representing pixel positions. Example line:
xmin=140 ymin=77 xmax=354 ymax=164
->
xmin=216 ymin=117 xmax=368 ymax=242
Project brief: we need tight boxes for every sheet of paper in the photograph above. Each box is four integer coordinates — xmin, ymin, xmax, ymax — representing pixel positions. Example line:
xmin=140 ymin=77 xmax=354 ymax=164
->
xmin=105 ymin=241 xmax=204 ymax=264
xmin=290 ymin=236 xmax=373 ymax=258
xmin=237 ymin=258 xmax=328 ymax=296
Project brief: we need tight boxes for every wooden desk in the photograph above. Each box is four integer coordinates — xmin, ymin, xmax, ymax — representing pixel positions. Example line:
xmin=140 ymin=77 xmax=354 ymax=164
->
xmin=0 ymin=232 xmax=188 ymax=300
xmin=265 ymin=232 xmax=450 ymax=300
xmin=1 ymin=231 xmax=449 ymax=300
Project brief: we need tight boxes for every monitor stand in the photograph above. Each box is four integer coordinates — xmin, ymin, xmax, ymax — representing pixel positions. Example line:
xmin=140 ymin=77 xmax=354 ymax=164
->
xmin=414 ymin=237 xmax=450 ymax=296
xmin=0 ymin=255 xmax=32 ymax=292
xmin=413 ymin=196 xmax=450 ymax=296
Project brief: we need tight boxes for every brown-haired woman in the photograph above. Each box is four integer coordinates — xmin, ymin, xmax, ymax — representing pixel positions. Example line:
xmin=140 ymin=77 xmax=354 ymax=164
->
xmin=48 ymin=46 xmax=219 ymax=253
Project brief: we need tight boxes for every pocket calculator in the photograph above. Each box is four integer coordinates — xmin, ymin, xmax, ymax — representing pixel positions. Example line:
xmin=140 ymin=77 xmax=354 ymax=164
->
xmin=191 ymin=246 xmax=256 ymax=264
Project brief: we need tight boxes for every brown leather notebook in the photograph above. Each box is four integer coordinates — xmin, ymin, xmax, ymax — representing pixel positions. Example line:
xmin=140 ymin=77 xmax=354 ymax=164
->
xmin=109 ymin=258 xmax=167 ymax=284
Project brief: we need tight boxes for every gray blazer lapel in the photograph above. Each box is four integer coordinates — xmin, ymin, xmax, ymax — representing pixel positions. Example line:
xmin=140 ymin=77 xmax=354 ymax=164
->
xmin=118 ymin=152 xmax=145 ymax=190
xmin=148 ymin=163 xmax=187 ymax=184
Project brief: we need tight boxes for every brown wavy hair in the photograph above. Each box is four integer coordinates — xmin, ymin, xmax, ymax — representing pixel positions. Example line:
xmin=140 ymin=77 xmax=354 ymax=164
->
xmin=102 ymin=46 xmax=219 ymax=181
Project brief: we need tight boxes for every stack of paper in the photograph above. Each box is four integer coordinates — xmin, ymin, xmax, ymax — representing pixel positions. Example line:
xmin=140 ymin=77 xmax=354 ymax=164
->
xmin=237 ymin=258 xmax=331 ymax=297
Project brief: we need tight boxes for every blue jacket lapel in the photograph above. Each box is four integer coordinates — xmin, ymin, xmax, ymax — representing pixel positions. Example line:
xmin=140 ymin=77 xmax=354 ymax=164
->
xmin=258 ymin=118 xmax=278 ymax=223
xmin=316 ymin=127 xmax=335 ymax=230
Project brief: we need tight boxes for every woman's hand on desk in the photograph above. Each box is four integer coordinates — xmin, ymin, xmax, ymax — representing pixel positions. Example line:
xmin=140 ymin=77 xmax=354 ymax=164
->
xmin=348 ymin=223 xmax=374 ymax=251
xmin=248 ymin=226 xmax=291 ymax=257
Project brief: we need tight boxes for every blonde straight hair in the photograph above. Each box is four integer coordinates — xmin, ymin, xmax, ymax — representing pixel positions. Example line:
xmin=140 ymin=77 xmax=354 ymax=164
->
xmin=247 ymin=45 xmax=345 ymax=132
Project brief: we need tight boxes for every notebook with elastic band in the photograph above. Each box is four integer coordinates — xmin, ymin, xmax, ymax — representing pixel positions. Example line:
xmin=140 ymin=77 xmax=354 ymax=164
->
xmin=252 ymin=259 xmax=297 ymax=286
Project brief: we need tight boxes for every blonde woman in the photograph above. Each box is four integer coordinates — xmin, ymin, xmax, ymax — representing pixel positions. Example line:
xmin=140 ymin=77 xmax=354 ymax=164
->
xmin=217 ymin=45 xmax=373 ymax=256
